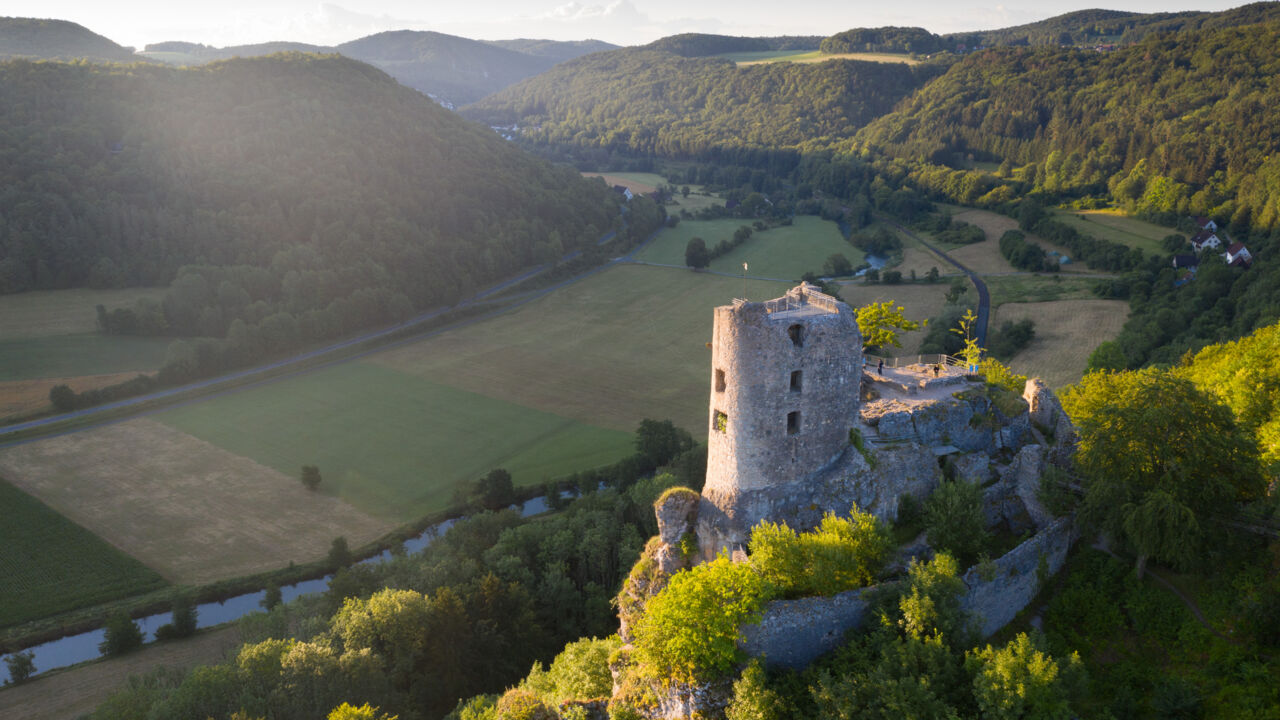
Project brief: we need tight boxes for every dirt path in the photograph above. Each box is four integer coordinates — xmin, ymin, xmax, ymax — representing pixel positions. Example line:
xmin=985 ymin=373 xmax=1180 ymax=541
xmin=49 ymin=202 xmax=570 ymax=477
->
xmin=0 ymin=627 xmax=240 ymax=720
xmin=1090 ymin=540 xmax=1233 ymax=643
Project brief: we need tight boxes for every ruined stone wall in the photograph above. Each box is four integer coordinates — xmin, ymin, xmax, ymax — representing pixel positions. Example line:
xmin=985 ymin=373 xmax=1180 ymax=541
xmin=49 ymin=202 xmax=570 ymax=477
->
xmin=739 ymin=516 xmax=1076 ymax=669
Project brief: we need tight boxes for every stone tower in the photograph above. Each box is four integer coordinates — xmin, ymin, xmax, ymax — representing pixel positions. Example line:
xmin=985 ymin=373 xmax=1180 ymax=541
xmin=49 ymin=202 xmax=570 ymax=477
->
xmin=698 ymin=282 xmax=863 ymax=557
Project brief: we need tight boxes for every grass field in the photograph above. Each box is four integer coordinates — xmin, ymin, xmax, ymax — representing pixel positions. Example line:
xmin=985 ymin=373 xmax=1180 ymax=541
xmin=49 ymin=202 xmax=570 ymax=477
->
xmin=0 ymin=334 xmax=171 ymax=382
xmin=835 ymin=282 xmax=950 ymax=355
xmin=938 ymin=206 xmax=1110 ymax=274
xmin=0 ymin=287 xmax=166 ymax=339
xmin=581 ymin=172 xmax=659 ymax=195
xmin=0 ymin=419 xmax=391 ymax=583
xmin=991 ymin=299 xmax=1129 ymax=389
xmin=985 ymin=275 xmax=1102 ymax=306
xmin=374 ymin=264 xmax=794 ymax=435
xmin=0 ymin=476 xmax=168 ymax=628
xmin=0 ymin=372 xmax=148 ymax=421
xmin=636 ymin=216 xmax=859 ymax=280
xmin=154 ymin=362 xmax=635 ymax=520
xmin=1050 ymin=208 xmax=1173 ymax=255
xmin=730 ymin=50 xmax=919 ymax=65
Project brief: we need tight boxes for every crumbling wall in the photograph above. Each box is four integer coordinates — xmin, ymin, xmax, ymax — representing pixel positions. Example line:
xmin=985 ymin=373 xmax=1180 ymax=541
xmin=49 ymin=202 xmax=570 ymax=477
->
xmin=959 ymin=515 xmax=1076 ymax=637
xmin=738 ymin=588 xmax=873 ymax=670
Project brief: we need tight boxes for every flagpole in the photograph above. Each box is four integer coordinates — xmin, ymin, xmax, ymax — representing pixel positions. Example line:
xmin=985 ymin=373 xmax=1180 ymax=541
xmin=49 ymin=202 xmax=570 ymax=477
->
xmin=742 ymin=262 xmax=748 ymax=300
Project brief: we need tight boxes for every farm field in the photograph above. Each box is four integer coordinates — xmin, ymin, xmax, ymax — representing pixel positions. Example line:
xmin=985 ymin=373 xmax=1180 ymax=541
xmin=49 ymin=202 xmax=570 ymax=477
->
xmin=1050 ymin=208 xmax=1172 ymax=255
xmin=731 ymin=50 xmax=918 ymax=65
xmin=635 ymin=216 xmax=859 ymax=280
xmin=154 ymin=362 xmax=634 ymax=521
xmin=0 ymin=372 xmax=145 ymax=421
xmin=0 ymin=334 xmax=170 ymax=382
xmin=0 ymin=477 xmax=168 ymax=628
xmin=0 ymin=287 xmax=165 ymax=339
xmin=835 ymin=282 xmax=950 ymax=356
xmin=985 ymin=275 xmax=1102 ymax=306
xmin=374 ymin=264 xmax=794 ymax=435
xmin=0 ymin=419 xmax=390 ymax=584
xmin=938 ymin=206 xmax=1107 ymax=274
xmin=992 ymin=299 xmax=1129 ymax=388
xmin=580 ymin=172 xmax=658 ymax=195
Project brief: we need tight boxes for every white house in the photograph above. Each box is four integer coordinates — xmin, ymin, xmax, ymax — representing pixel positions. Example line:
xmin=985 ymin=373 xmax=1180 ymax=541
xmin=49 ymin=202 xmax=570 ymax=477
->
xmin=1190 ymin=229 xmax=1223 ymax=253
xmin=1224 ymin=243 xmax=1253 ymax=267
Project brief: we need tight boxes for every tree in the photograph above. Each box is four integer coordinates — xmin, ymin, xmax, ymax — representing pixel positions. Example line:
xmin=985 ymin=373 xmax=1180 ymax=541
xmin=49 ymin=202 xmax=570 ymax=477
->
xmin=685 ymin=237 xmax=709 ymax=269
xmin=328 ymin=703 xmax=399 ymax=720
xmin=857 ymin=300 xmax=923 ymax=352
xmin=822 ymin=253 xmax=853 ymax=277
xmin=635 ymin=419 xmax=694 ymax=467
xmin=476 ymin=468 xmax=516 ymax=510
xmin=967 ymin=632 xmax=1084 ymax=720
xmin=725 ymin=660 xmax=784 ymax=720
xmin=328 ymin=536 xmax=353 ymax=569
xmin=99 ymin=612 xmax=144 ymax=656
xmin=301 ymin=465 xmax=322 ymax=491
xmin=1061 ymin=368 xmax=1266 ymax=576
xmin=49 ymin=384 xmax=77 ymax=412
xmin=157 ymin=591 xmax=198 ymax=640
xmin=951 ymin=308 xmax=982 ymax=369
xmin=4 ymin=650 xmax=34 ymax=685
xmin=926 ymin=266 xmax=940 ymax=283
xmin=261 ymin=581 xmax=283 ymax=611
xmin=924 ymin=480 xmax=990 ymax=567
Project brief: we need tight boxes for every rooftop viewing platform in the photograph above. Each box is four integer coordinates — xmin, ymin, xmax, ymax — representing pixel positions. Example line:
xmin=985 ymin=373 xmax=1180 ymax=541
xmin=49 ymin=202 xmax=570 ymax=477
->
xmin=733 ymin=282 xmax=843 ymax=318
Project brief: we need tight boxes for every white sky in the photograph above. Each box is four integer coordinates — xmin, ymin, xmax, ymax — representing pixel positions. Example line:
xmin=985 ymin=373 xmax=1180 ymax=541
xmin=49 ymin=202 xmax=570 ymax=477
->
xmin=4 ymin=1 xmax=1255 ymax=50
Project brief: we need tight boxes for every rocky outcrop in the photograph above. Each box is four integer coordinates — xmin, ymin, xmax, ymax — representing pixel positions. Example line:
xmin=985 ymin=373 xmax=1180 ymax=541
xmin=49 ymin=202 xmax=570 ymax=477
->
xmin=860 ymin=388 xmax=1031 ymax=455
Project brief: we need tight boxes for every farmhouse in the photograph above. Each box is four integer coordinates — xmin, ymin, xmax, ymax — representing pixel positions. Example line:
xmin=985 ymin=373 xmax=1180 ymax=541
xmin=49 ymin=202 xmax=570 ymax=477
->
xmin=1190 ymin=228 xmax=1223 ymax=252
xmin=1224 ymin=242 xmax=1253 ymax=268
xmin=1194 ymin=215 xmax=1218 ymax=232
xmin=1172 ymin=253 xmax=1200 ymax=269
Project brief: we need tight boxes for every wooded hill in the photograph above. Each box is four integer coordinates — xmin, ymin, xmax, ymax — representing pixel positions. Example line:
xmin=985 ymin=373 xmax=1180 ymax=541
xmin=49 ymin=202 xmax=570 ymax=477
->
xmin=640 ymin=33 xmax=823 ymax=57
xmin=0 ymin=17 xmax=141 ymax=62
xmin=463 ymin=49 xmax=943 ymax=157
xmin=141 ymin=31 xmax=618 ymax=106
xmin=0 ymin=53 xmax=620 ymax=330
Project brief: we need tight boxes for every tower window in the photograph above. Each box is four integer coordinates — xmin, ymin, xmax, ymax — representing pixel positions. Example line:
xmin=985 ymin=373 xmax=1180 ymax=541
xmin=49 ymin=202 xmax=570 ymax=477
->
xmin=714 ymin=410 xmax=729 ymax=433
xmin=787 ymin=411 xmax=801 ymax=435
xmin=715 ymin=368 xmax=726 ymax=392
xmin=788 ymin=324 xmax=804 ymax=347
xmin=790 ymin=370 xmax=802 ymax=392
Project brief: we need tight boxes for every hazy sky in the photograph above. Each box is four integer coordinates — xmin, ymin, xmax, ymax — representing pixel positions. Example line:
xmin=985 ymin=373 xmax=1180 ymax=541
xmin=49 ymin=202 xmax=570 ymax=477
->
xmin=8 ymin=1 xmax=1254 ymax=49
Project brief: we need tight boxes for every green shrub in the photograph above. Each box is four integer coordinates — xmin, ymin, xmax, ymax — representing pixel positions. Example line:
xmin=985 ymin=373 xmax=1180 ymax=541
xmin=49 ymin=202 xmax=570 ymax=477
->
xmin=749 ymin=508 xmax=892 ymax=598
xmin=631 ymin=555 xmax=772 ymax=684
xmin=523 ymin=636 xmax=621 ymax=704
xmin=966 ymin=632 xmax=1084 ymax=720
xmin=494 ymin=689 xmax=556 ymax=720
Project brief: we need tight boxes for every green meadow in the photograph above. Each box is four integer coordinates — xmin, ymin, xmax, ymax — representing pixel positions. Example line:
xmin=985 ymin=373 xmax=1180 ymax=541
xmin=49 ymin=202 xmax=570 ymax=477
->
xmin=0 ymin=334 xmax=171 ymax=381
xmin=635 ymin=216 xmax=860 ymax=280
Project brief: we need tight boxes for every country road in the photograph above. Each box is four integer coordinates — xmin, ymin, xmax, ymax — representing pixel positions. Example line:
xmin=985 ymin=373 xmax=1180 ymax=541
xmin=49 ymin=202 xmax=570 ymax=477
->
xmin=882 ymin=218 xmax=991 ymax=347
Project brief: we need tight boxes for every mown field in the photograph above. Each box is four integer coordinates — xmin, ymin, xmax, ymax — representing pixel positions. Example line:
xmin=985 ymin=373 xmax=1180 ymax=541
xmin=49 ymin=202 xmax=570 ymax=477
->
xmin=835 ymin=282 xmax=949 ymax=356
xmin=1050 ymin=208 xmax=1173 ymax=255
xmin=730 ymin=50 xmax=919 ymax=65
xmin=936 ymin=205 xmax=1108 ymax=274
xmin=0 ymin=419 xmax=391 ymax=583
xmin=0 ymin=334 xmax=170 ymax=382
xmin=992 ymin=299 xmax=1130 ymax=388
xmin=0 ymin=476 xmax=168 ymax=628
xmin=635 ymin=216 xmax=859 ymax=279
xmin=0 ymin=287 xmax=165 ymax=338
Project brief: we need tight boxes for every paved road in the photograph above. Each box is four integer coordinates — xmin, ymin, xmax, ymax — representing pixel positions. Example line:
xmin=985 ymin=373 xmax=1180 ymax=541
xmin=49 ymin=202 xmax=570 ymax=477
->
xmin=0 ymin=227 xmax=658 ymax=444
xmin=883 ymin=218 xmax=991 ymax=347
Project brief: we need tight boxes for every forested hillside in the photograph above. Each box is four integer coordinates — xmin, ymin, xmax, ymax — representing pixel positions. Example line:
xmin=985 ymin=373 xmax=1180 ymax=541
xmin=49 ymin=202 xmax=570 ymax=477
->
xmin=484 ymin=38 xmax=618 ymax=63
xmin=0 ymin=53 xmax=620 ymax=329
xmin=640 ymin=33 xmax=822 ymax=57
xmin=464 ymin=49 xmax=942 ymax=157
xmin=0 ymin=17 xmax=140 ymax=62
xmin=854 ymin=21 xmax=1280 ymax=233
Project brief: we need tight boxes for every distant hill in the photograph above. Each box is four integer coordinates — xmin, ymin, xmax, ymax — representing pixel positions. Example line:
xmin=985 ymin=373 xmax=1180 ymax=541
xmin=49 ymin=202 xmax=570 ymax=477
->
xmin=140 ymin=29 xmax=610 ymax=105
xmin=640 ymin=33 xmax=822 ymax=57
xmin=464 ymin=48 xmax=941 ymax=157
xmin=0 ymin=17 xmax=139 ymax=62
xmin=484 ymin=38 xmax=618 ymax=62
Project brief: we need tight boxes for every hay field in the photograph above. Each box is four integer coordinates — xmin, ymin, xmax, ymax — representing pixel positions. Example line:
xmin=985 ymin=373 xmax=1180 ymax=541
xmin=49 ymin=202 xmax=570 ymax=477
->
xmin=733 ymin=51 xmax=919 ymax=65
xmin=581 ymin=173 xmax=658 ymax=195
xmin=0 ymin=334 xmax=170 ymax=382
xmin=0 ymin=372 xmax=145 ymax=421
xmin=991 ymin=299 xmax=1130 ymax=389
xmin=636 ymin=217 xmax=858 ymax=280
xmin=0 ymin=477 xmax=167 ymax=628
xmin=0 ymin=419 xmax=390 ymax=584
xmin=374 ymin=264 xmax=794 ymax=435
xmin=945 ymin=207 xmax=1108 ymax=274
xmin=0 ymin=287 xmax=164 ymax=338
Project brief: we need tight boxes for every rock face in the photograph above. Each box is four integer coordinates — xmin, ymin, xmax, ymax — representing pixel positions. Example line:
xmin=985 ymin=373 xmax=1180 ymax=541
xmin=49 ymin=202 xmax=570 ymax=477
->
xmin=655 ymin=488 xmax=699 ymax=545
xmin=861 ymin=388 xmax=1031 ymax=454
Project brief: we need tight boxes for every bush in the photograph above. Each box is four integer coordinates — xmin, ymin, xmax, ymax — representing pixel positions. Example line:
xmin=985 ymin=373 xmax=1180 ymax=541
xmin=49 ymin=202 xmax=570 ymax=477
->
xmin=749 ymin=508 xmax=891 ymax=598
xmin=631 ymin=555 xmax=772 ymax=684
xmin=301 ymin=465 xmax=322 ymax=491
xmin=4 ymin=650 xmax=34 ymax=685
xmin=522 ymin=636 xmax=621 ymax=704
xmin=924 ymin=481 xmax=990 ymax=567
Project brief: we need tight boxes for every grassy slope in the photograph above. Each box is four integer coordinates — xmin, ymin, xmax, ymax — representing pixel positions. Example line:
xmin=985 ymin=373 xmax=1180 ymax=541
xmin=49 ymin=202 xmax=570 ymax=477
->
xmin=637 ymin=216 xmax=860 ymax=279
xmin=154 ymin=362 xmax=633 ymax=520
xmin=0 ymin=477 xmax=167 ymax=628
xmin=1050 ymin=208 xmax=1172 ymax=255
